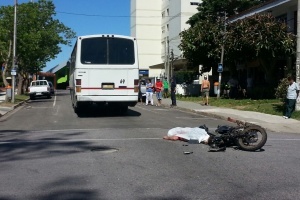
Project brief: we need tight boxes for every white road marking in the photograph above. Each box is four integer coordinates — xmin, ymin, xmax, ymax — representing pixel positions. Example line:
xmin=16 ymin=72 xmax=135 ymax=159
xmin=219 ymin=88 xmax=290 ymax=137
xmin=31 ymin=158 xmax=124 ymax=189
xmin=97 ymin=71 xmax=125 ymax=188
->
xmin=0 ymin=138 xmax=162 ymax=144
xmin=268 ymin=139 xmax=300 ymax=141
xmin=1 ymin=138 xmax=300 ymax=145
xmin=53 ymin=94 xmax=57 ymax=107
xmin=29 ymin=107 xmax=52 ymax=109
xmin=26 ymin=128 xmax=167 ymax=133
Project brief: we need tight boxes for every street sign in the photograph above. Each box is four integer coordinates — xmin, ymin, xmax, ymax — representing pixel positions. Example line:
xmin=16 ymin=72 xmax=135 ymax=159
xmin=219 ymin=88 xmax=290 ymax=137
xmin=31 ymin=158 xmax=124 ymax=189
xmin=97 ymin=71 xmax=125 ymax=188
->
xmin=11 ymin=68 xmax=16 ymax=76
xmin=217 ymin=63 xmax=223 ymax=73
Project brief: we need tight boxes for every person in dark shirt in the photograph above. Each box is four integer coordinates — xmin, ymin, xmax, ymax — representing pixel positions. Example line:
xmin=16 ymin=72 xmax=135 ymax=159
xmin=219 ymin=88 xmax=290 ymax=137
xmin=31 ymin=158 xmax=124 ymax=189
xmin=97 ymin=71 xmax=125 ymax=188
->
xmin=170 ymin=78 xmax=176 ymax=107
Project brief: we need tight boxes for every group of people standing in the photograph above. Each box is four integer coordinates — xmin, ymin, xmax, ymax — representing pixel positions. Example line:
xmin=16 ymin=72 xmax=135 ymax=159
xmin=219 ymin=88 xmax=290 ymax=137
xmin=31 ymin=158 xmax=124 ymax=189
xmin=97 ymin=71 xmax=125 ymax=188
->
xmin=143 ymin=78 xmax=177 ymax=107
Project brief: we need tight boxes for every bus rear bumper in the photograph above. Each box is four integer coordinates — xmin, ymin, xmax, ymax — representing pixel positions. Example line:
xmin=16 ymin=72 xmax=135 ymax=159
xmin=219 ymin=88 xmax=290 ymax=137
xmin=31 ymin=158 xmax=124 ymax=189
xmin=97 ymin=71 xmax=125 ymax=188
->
xmin=76 ymin=95 xmax=138 ymax=107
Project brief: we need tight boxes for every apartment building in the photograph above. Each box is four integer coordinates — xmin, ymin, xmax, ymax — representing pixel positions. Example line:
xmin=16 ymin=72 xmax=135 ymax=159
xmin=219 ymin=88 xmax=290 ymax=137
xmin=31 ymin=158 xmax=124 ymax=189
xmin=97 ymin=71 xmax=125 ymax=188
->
xmin=130 ymin=0 xmax=201 ymax=78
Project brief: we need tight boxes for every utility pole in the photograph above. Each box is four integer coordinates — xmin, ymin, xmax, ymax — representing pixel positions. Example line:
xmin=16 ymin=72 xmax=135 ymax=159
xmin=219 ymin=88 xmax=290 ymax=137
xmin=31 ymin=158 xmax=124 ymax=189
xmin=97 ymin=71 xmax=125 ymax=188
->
xmin=167 ymin=38 xmax=170 ymax=83
xmin=170 ymin=49 xmax=174 ymax=79
xmin=296 ymin=0 xmax=300 ymax=111
xmin=217 ymin=12 xmax=227 ymax=98
xmin=11 ymin=0 xmax=18 ymax=103
xmin=164 ymin=38 xmax=167 ymax=80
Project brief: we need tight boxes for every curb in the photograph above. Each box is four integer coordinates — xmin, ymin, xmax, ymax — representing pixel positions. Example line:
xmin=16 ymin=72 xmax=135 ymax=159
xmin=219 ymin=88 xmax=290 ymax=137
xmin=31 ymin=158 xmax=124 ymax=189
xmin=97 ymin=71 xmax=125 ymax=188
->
xmin=0 ymin=98 xmax=29 ymax=118
xmin=161 ymin=103 xmax=228 ymax=121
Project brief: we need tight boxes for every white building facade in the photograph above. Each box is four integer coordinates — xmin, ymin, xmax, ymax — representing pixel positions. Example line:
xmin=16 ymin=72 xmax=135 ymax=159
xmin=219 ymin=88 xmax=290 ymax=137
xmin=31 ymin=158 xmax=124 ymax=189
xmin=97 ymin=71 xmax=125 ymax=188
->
xmin=130 ymin=0 xmax=202 ymax=78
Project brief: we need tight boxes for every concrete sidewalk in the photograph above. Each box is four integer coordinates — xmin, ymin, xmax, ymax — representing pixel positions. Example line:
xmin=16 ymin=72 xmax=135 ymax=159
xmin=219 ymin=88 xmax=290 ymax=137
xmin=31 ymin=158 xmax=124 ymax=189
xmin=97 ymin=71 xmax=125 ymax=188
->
xmin=0 ymin=89 xmax=26 ymax=117
xmin=158 ymin=97 xmax=300 ymax=133
xmin=0 ymin=90 xmax=10 ymax=117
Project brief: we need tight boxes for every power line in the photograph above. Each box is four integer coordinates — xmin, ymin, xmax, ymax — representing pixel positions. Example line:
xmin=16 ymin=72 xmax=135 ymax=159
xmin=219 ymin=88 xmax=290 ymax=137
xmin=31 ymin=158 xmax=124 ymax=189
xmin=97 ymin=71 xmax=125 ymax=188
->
xmin=56 ymin=11 xmax=192 ymax=18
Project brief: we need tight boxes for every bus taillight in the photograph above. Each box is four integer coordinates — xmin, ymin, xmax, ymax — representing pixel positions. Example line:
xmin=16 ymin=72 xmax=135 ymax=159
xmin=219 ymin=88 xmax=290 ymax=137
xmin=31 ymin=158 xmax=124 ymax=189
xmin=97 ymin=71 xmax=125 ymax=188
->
xmin=134 ymin=79 xmax=139 ymax=93
xmin=134 ymin=79 xmax=139 ymax=85
xmin=76 ymin=79 xmax=82 ymax=86
xmin=76 ymin=79 xmax=81 ymax=93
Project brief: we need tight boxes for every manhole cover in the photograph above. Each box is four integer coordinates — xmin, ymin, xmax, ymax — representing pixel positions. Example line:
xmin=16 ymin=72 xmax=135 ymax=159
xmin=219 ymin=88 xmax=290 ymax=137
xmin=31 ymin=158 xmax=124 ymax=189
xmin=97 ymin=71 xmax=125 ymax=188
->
xmin=91 ymin=147 xmax=119 ymax=153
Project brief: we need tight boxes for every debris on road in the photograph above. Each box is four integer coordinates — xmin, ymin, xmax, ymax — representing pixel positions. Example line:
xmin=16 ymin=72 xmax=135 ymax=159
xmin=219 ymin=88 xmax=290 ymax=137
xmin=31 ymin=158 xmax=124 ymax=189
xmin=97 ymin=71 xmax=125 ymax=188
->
xmin=183 ymin=151 xmax=193 ymax=155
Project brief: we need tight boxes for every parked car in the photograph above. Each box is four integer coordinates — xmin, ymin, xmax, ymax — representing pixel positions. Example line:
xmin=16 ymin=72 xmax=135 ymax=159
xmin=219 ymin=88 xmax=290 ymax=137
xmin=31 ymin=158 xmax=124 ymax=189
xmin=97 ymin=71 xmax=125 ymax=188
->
xmin=48 ymin=81 xmax=55 ymax=94
xmin=28 ymin=80 xmax=51 ymax=100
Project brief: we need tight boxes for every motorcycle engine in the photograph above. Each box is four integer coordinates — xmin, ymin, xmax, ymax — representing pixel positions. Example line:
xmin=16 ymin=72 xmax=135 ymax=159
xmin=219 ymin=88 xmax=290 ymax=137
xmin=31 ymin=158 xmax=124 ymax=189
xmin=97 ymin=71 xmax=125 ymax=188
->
xmin=215 ymin=125 xmax=233 ymax=134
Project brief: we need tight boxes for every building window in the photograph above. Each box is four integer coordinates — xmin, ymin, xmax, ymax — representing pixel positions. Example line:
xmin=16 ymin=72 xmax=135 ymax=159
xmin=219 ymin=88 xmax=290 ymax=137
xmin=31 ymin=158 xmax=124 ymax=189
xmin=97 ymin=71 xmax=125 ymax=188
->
xmin=190 ymin=2 xmax=200 ymax=6
xmin=162 ymin=26 xmax=165 ymax=33
xmin=167 ymin=8 xmax=169 ymax=16
xmin=162 ymin=11 xmax=165 ymax=18
xmin=167 ymin=24 xmax=169 ymax=31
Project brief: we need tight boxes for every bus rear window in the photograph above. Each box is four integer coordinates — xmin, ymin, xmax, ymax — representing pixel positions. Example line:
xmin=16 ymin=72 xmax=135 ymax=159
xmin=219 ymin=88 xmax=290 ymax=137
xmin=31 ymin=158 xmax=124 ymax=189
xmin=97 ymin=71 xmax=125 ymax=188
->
xmin=81 ymin=37 xmax=135 ymax=65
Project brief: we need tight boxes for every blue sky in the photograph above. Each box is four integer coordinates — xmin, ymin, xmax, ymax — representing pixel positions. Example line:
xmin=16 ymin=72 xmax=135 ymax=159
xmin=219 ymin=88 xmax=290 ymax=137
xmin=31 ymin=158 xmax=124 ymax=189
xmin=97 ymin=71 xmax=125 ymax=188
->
xmin=1 ymin=0 xmax=131 ymax=71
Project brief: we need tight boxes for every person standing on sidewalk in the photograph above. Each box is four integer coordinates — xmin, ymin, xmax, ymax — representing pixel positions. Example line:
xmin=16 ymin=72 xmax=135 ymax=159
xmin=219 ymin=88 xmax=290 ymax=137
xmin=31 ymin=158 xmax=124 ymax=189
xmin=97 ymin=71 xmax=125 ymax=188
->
xmin=283 ymin=76 xmax=299 ymax=119
xmin=155 ymin=78 xmax=163 ymax=106
xmin=146 ymin=79 xmax=154 ymax=106
xmin=163 ymin=78 xmax=169 ymax=98
xmin=201 ymin=75 xmax=210 ymax=105
xmin=170 ymin=78 xmax=177 ymax=107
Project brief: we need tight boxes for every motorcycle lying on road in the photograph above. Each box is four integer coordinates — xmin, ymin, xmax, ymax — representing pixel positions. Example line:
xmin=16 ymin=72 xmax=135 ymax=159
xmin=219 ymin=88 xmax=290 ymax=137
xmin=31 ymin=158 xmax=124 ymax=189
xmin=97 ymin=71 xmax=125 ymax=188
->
xmin=202 ymin=118 xmax=268 ymax=152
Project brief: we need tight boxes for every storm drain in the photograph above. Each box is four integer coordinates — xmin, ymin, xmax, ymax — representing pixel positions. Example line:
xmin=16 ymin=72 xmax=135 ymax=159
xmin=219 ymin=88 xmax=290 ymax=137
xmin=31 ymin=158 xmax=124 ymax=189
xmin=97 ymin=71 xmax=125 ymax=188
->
xmin=90 ymin=147 xmax=119 ymax=153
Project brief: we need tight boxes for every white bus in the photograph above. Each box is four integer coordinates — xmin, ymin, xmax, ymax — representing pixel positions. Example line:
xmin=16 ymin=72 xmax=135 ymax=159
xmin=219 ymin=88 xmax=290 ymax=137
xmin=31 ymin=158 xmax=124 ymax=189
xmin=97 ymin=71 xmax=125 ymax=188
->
xmin=69 ymin=34 xmax=139 ymax=113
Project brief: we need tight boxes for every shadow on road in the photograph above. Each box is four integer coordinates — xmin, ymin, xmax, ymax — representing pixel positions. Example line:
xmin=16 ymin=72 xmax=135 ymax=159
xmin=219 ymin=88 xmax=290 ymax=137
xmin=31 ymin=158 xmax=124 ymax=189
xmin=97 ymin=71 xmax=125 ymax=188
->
xmin=76 ymin=105 xmax=141 ymax=118
xmin=0 ymin=130 xmax=106 ymax=162
xmin=0 ymin=176 xmax=102 ymax=200
xmin=34 ymin=176 xmax=101 ymax=200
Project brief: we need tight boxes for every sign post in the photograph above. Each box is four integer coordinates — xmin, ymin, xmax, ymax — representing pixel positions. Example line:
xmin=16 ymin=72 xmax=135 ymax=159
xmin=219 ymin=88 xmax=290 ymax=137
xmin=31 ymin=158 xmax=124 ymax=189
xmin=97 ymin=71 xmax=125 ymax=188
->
xmin=217 ymin=63 xmax=223 ymax=98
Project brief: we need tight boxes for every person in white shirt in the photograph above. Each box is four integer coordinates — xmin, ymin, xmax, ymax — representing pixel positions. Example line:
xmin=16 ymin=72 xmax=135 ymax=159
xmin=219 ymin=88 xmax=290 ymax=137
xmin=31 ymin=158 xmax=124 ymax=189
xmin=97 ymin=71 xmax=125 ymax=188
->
xmin=145 ymin=79 xmax=154 ymax=106
xmin=283 ymin=76 xmax=299 ymax=119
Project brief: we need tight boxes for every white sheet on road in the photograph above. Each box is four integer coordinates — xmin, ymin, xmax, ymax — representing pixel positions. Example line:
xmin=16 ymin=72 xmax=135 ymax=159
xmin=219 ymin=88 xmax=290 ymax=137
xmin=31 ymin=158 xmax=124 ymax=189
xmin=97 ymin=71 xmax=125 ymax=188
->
xmin=167 ymin=127 xmax=210 ymax=143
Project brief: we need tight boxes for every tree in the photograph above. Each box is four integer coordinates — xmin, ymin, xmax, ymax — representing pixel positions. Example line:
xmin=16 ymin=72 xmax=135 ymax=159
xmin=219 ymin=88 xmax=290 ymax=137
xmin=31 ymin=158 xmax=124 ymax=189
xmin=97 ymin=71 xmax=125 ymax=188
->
xmin=187 ymin=0 xmax=267 ymax=27
xmin=179 ymin=16 xmax=223 ymax=72
xmin=225 ymin=14 xmax=296 ymax=85
xmin=180 ymin=0 xmax=267 ymax=72
xmin=0 ymin=0 xmax=76 ymax=94
xmin=180 ymin=0 xmax=296 ymax=85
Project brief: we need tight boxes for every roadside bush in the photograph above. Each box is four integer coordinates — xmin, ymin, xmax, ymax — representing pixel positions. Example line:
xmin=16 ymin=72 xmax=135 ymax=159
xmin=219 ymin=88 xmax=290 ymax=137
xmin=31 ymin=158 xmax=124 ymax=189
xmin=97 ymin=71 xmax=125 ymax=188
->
xmin=275 ymin=78 xmax=288 ymax=102
xmin=251 ymin=86 xmax=275 ymax=99
xmin=175 ymin=71 xmax=197 ymax=84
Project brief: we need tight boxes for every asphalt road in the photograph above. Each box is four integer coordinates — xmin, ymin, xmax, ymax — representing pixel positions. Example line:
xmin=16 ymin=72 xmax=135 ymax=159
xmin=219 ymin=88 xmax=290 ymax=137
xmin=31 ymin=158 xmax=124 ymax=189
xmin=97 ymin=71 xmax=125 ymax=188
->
xmin=0 ymin=90 xmax=299 ymax=200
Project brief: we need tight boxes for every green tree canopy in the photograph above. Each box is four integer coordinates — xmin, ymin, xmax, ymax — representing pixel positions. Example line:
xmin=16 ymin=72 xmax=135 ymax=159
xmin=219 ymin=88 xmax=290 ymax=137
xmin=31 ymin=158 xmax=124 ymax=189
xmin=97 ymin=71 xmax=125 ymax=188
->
xmin=180 ymin=0 xmax=296 ymax=85
xmin=187 ymin=0 xmax=267 ymax=27
xmin=0 ymin=0 xmax=76 ymax=92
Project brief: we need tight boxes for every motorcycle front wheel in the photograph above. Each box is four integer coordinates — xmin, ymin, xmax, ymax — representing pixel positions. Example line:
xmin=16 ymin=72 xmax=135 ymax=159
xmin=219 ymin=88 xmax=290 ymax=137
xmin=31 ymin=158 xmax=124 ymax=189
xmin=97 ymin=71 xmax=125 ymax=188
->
xmin=237 ymin=126 xmax=267 ymax=151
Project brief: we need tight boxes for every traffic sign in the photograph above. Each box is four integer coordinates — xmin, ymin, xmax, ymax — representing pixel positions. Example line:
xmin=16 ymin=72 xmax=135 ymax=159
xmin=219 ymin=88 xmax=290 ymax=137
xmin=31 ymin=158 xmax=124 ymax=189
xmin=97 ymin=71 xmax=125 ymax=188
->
xmin=217 ymin=63 xmax=223 ymax=73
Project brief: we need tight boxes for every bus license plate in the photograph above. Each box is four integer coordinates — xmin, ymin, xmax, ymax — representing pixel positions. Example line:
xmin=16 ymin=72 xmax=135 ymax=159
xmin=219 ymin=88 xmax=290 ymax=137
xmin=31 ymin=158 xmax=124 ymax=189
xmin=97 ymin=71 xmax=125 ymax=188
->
xmin=36 ymin=92 xmax=41 ymax=95
xmin=102 ymin=84 xmax=114 ymax=89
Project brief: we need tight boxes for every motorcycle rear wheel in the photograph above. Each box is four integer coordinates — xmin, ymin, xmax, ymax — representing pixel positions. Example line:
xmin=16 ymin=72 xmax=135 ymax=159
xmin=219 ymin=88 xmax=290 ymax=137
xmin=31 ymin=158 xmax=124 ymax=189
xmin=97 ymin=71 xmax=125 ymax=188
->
xmin=237 ymin=126 xmax=267 ymax=151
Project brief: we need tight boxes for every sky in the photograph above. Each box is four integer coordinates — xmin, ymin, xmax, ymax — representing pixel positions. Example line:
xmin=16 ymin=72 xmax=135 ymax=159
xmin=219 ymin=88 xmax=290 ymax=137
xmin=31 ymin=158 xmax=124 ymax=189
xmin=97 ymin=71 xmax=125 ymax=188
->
xmin=0 ymin=0 xmax=131 ymax=71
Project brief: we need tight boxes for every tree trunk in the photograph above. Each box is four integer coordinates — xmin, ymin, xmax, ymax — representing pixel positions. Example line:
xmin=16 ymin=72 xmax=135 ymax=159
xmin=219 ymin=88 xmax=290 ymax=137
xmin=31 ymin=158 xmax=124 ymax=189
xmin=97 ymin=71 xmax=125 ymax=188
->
xmin=17 ymin=73 xmax=23 ymax=95
xmin=2 ymin=39 xmax=13 ymax=87
xmin=2 ymin=64 xmax=9 ymax=86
